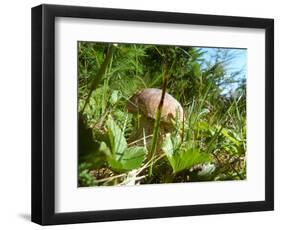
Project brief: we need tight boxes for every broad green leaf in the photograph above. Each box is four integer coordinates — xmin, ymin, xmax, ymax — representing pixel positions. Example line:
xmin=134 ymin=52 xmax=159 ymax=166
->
xmin=99 ymin=141 xmax=111 ymax=156
xmin=106 ymin=115 xmax=127 ymax=155
xmin=108 ymin=146 xmax=146 ymax=172
xmin=162 ymin=135 xmax=212 ymax=173
xmin=104 ymin=116 xmax=146 ymax=172
xmin=170 ymin=148 xmax=212 ymax=173
xmin=121 ymin=147 xmax=146 ymax=167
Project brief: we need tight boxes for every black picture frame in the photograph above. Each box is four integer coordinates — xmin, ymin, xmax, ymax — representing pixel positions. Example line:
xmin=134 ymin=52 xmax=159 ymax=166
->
xmin=31 ymin=4 xmax=274 ymax=225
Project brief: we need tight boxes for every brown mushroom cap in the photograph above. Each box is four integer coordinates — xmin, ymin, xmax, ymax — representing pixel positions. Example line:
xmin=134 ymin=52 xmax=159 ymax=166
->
xmin=127 ymin=88 xmax=184 ymax=123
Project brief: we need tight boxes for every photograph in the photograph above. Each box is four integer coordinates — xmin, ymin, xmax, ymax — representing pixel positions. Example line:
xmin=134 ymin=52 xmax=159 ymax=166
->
xmin=77 ymin=42 xmax=247 ymax=187
xmin=30 ymin=4 xmax=274 ymax=225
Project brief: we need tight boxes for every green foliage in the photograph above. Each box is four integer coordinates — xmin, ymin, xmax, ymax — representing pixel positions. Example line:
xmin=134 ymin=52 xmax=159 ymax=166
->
xmin=78 ymin=163 xmax=97 ymax=187
xmin=162 ymin=134 xmax=212 ymax=173
xmin=107 ymin=146 xmax=146 ymax=172
xmin=78 ymin=41 xmax=247 ymax=186
xmin=99 ymin=116 xmax=146 ymax=173
xmin=106 ymin=115 xmax=128 ymax=155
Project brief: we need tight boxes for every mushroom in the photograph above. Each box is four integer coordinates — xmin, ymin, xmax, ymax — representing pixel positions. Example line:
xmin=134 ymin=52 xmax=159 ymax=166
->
xmin=127 ymin=88 xmax=184 ymax=142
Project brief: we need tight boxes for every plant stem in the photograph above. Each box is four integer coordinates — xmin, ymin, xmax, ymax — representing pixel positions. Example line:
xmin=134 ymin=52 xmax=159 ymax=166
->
xmin=149 ymin=64 xmax=169 ymax=176
xmin=128 ymin=134 xmax=153 ymax=146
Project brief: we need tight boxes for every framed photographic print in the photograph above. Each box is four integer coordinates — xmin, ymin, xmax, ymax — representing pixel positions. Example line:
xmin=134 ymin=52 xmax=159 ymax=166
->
xmin=31 ymin=4 xmax=274 ymax=225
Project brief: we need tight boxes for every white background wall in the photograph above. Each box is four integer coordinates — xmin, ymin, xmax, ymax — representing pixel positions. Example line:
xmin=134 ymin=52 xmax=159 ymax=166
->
xmin=0 ymin=0 xmax=279 ymax=229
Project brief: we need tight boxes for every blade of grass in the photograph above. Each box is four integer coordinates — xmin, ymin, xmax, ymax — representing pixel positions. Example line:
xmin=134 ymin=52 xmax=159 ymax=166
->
xmin=81 ymin=45 xmax=114 ymax=114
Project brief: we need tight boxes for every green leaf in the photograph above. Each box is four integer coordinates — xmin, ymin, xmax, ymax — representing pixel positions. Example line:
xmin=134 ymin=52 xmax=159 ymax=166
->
xmin=162 ymin=135 xmax=212 ymax=173
xmin=106 ymin=115 xmax=127 ymax=155
xmin=108 ymin=146 xmax=146 ymax=172
xmin=101 ymin=116 xmax=146 ymax=172
xmin=99 ymin=141 xmax=112 ymax=156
